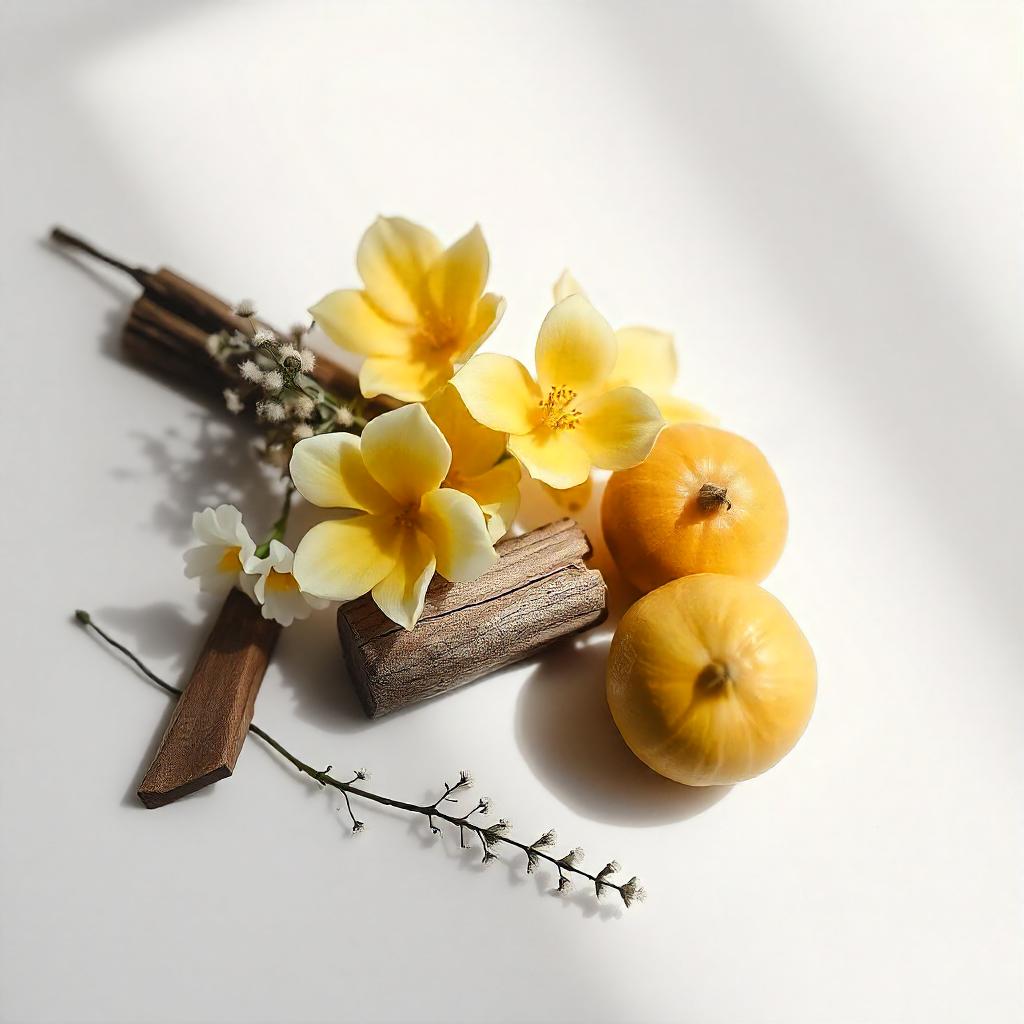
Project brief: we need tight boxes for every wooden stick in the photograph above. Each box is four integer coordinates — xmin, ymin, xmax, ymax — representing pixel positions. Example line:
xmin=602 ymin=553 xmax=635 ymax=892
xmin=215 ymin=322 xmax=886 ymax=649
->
xmin=50 ymin=226 xmax=396 ymax=416
xmin=339 ymin=519 xmax=608 ymax=718
xmin=138 ymin=588 xmax=281 ymax=808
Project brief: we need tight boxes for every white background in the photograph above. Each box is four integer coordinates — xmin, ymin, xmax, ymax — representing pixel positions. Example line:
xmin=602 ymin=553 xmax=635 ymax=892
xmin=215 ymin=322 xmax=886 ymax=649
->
xmin=2 ymin=2 xmax=1022 ymax=1022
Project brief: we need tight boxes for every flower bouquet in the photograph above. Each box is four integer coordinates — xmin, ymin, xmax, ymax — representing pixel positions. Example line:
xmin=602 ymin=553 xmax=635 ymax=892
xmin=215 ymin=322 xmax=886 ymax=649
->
xmin=57 ymin=214 xmax=816 ymax=912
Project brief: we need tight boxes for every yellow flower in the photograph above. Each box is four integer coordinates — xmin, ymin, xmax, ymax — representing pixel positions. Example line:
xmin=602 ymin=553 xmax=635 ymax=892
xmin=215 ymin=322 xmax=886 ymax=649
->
xmin=452 ymin=295 xmax=664 ymax=489
xmin=310 ymin=217 xmax=506 ymax=403
xmin=290 ymin=404 xmax=497 ymax=630
xmin=425 ymin=385 xmax=521 ymax=541
xmin=553 ymin=270 xmax=715 ymax=424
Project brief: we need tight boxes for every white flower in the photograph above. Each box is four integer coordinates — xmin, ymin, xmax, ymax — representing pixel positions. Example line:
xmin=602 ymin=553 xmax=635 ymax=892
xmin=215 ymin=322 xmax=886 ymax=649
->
xmin=243 ymin=540 xmax=329 ymax=626
xmin=258 ymin=401 xmax=285 ymax=423
xmin=240 ymin=359 xmax=263 ymax=383
xmin=183 ymin=505 xmax=256 ymax=595
xmin=262 ymin=370 xmax=284 ymax=393
xmin=253 ymin=327 xmax=276 ymax=345
xmin=293 ymin=423 xmax=314 ymax=440
xmin=335 ymin=406 xmax=354 ymax=428
xmin=290 ymin=394 xmax=316 ymax=420
xmin=233 ymin=298 xmax=257 ymax=318
xmin=223 ymin=388 xmax=244 ymax=415
xmin=206 ymin=332 xmax=223 ymax=356
xmin=279 ymin=344 xmax=301 ymax=364
xmin=299 ymin=349 xmax=316 ymax=373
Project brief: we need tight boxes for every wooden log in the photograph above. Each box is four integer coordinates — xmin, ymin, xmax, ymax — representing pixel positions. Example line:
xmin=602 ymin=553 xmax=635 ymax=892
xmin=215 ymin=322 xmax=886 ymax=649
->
xmin=339 ymin=519 xmax=608 ymax=718
xmin=137 ymin=588 xmax=281 ymax=808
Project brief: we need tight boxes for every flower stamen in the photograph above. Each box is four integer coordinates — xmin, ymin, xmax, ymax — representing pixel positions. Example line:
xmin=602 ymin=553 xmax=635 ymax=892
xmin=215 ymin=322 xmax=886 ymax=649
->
xmin=539 ymin=386 xmax=582 ymax=431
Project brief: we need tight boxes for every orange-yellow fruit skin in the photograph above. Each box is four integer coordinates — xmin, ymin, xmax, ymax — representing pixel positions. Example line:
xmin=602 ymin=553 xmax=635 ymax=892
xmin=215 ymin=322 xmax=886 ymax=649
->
xmin=607 ymin=574 xmax=816 ymax=786
xmin=601 ymin=423 xmax=788 ymax=593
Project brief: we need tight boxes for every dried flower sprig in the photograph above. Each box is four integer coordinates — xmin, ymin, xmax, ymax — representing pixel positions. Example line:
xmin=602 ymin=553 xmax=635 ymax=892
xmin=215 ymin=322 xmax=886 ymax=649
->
xmin=75 ymin=611 xmax=646 ymax=911
xmin=206 ymin=310 xmax=360 ymax=469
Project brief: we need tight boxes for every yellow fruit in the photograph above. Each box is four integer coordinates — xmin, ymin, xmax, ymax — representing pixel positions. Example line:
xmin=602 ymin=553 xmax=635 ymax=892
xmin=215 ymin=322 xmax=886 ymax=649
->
xmin=601 ymin=423 xmax=787 ymax=593
xmin=607 ymin=574 xmax=816 ymax=786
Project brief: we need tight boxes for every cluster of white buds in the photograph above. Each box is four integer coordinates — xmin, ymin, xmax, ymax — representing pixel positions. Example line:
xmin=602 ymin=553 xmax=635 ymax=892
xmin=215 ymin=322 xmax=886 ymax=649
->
xmin=204 ymin=301 xmax=365 ymax=470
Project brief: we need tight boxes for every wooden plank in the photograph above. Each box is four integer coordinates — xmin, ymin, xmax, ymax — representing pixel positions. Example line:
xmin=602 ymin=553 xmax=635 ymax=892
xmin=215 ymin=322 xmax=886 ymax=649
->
xmin=137 ymin=588 xmax=281 ymax=808
xmin=339 ymin=520 xmax=608 ymax=717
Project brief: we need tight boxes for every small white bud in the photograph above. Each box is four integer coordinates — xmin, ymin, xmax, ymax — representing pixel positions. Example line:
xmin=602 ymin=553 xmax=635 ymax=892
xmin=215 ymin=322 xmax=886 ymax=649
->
xmin=257 ymin=401 xmax=286 ymax=423
xmin=298 ymin=349 xmax=317 ymax=373
xmin=240 ymin=359 xmax=263 ymax=383
xmin=223 ymin=388 xmax=244 ymax=415
xmin=279 ymin=343 xmax=301 ymax=364
xmin=262 ymin=370 xmax=284 ymax=394
xmin=206 ymin=333 xmax=223 ymax=356
xmin=335 ymin=407 xmax=355 ymax=428
xmin=291 ymin=395 xmax=315 ymax=419
xmin=252 ymin=327 xmax=276 ymax=345
xmin=233 ymin=299 xmax=257 ymax=318
xmin=293 ymin=424 xmax=313 ymax=440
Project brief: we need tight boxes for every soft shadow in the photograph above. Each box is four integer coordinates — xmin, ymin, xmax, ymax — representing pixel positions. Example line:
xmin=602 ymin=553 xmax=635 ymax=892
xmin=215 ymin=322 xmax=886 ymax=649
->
xmin=515 ymin=633 xmax=731 ymax=827
xmin=274 ymin=606 xmax=375 ymax=735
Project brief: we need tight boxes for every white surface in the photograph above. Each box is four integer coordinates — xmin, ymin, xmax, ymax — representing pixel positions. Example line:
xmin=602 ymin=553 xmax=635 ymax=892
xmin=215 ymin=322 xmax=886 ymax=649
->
xmin=2 ymin=2 xmax=1022 ymax=1022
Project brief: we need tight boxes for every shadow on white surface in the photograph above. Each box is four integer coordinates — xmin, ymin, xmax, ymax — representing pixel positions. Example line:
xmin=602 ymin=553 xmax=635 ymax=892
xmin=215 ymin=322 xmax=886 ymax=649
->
xmin=516 ymin=634 xmax=731 ymax=828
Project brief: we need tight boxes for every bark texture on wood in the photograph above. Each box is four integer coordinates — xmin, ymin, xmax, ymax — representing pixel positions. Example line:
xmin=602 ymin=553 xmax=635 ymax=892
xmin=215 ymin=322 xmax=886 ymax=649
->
xmin=339 ymin=519 xmax=608 ymax=718
xmin=137 ymin=588 xmax=281 ymax=808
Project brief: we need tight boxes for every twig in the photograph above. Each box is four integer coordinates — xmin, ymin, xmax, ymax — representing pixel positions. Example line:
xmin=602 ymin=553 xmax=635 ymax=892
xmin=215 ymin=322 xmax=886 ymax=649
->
xmin=74 ymin=611 xmax=646 ymax=909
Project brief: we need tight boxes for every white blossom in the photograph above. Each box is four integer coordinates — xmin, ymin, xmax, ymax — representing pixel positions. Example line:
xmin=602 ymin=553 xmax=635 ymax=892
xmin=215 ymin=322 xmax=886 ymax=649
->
xmin=223 ymin=388 xmax=244 ymax=415
xmin=262 ymin=370 xmax=284 ymax=394
xmin=258 ymin=400 xmax=285 ymax=423
xmin=299 ymin=349 xmax=316 ymax=373
xmin=243 ymin=540 xmax=329 ymax=627
xmin=252 ymin=327 xmax=276 ymax=345
xmin=240 ymin=359 xmax=263 ymax=383
xmin=293 ymin=423 xmax=314 ymax=441
xmin=183 ymin=505 xmax=256 ymax=595
xmin=233 ymin=299 xmax=257 ymax=318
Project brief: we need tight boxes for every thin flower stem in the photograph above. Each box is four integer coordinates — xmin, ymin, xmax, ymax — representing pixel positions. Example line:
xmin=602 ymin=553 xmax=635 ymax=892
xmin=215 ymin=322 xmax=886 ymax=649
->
xmin=254 ymin=482 xmax=295 ymax=559
xmin=75 ymin=611 xmax=643 ymax=907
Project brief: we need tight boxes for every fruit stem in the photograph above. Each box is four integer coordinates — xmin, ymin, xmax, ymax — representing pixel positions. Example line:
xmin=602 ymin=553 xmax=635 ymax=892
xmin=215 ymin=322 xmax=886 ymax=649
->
xmin=697 ymin=483 xmax=732 ymax=513
xmin=696 ymin=662 xmax=731 ymax=692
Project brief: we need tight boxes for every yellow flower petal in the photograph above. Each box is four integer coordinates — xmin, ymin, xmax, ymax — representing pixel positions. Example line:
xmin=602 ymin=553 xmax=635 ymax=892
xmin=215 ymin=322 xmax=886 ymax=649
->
xmin=577 ymin=385 xmax=664 ymax=470
xmin=540 ymin=475 xmax=593 ymax=513
xmin=534 ymin=294 xmax=617 ymax=396
xmin=457 ymin=292 xmax=506 ymax=361
xmin=508 ymin=427 xmax=591 ymax=489
xmin=308 ymin=289 xmax=414 ymax=357
xmin=426 ymin=224 xmax=490 ymax=338
xmin=418 ymin=488 xmax=498 ymax=582
xmin=359 ymin=353 xmax=453 ymax=402
xmin=289 ymin=433 xmax=397 ymax=514
xmin=371 ymin=527 xmax=436 ymax=630
xmin=292 ymin=514 xmax=398 ymax=602
xmin=451 ymin=353 xmax=542 ymax=435
xmin=360 ymin=403 xmax=451 ymax=503
xmin=656 ymin=394 xmax=718 ymax=424
xmin=356 ymin=216 xmax=441 ymax=324
xmin=426 ymin=384 xmax=507 ymax=478
xmin=552 ymin=268 xmax=587 ymax=303
xmin=454 ymin=458 xmax=522 ymax=540
xmin=611 ymin=326 xmax=678 ymax=394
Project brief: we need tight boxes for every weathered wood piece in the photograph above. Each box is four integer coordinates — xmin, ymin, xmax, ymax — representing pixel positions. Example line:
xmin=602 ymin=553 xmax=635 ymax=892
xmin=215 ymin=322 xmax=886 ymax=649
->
xmin=50 ymin=226 xmax=395 ymax=417
xmin=137 ymin=588 xmax=281 ymax=808
xmin=339 ymin=519 xmax=608 ymax=718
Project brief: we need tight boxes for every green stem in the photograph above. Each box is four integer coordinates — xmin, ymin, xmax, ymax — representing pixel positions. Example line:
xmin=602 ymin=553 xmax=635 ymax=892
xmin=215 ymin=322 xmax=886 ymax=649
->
xmin=73 ymin=611 xmax=643 ymax=907
xmin=254 ymin=482 xmax=295 ymax=559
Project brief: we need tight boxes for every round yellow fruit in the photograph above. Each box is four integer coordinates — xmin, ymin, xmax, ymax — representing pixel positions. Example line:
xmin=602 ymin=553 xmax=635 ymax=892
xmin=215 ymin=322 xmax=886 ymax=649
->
xmin=601 ymin=422 xmax=788 ymax=593
xmin=607 ymin=573 xmax=816 ymax=786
